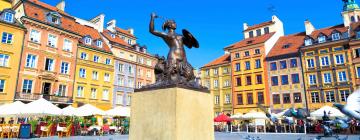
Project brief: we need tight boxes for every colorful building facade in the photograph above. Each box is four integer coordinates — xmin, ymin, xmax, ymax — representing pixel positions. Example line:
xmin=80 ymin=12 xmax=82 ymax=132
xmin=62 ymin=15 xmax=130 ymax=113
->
xmin=201 ymin=54 xmax=232 ymax=116
xmin=0 ymin=0 xmax=26 ymax=104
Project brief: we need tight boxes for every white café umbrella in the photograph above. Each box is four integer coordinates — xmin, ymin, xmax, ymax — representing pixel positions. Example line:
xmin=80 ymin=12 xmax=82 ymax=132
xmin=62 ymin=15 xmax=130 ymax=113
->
xmin=61 ymin=106 xmax=79 ymax=116
xmin=230 ymin=113 xmax=243 ymax=119
xmin=242 ymin=110 xmax=267 ymax=120
xmin=0 ymin=101 xmax=26 ymax=117
xmin=310 ymin=105 xmax=345 ymax=119
xmin=272 ymin=109 xmax=289 ymax=118
xmin=76 ymin=104 xmax=105 ymax=116
xmin=21 ymin=98 xmax=62 ymax=116
xmin=105 ymin=106 xmax=130 ymax=117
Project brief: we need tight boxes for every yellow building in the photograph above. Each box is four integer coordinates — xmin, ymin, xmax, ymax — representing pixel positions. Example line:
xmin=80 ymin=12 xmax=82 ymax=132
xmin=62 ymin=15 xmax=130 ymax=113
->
xmin=201 ymin=54 xmax=232 ymax=116
xmin=224 ymin=16 xmax=283 ymax=114
xmin=72 ymin=22 xmax=114 ymax=110
xmin=0 ymin=2 xmax=26 ymax=104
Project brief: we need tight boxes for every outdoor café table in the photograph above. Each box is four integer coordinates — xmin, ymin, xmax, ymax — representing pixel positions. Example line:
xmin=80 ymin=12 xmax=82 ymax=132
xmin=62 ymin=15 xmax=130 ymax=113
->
xmin=109 ymin=126 xmax=117 ymax=134
xmin=88 ymin=126 xmax=101 ymax=136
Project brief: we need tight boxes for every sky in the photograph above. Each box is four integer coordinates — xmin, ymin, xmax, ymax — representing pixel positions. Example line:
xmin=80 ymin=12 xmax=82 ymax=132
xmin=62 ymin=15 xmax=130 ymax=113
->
xmin=43 ymin=0 xmax=346 ymax=68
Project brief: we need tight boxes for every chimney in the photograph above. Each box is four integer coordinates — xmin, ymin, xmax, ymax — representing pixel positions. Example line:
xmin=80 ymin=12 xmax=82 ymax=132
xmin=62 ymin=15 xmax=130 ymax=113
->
xmin=90 ymin=14 xmax=105 ymax=32
xmin=107 ymin=19 xmax=116 ymax=32
xmin=128 ymin=28 xmax=134 ymax=35
xmin=56 ymin=0 xmax=65 ymax=11
xmin=243 ymin=23 xmax=248 ymax=31
xmin=304 ymin=19 xmax=315 ymax=35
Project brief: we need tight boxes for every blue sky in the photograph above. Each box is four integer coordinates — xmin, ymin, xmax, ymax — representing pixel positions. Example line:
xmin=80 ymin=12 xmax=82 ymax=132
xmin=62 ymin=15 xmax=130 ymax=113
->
xmin=43 ymin=0 xmax=345 ymax=68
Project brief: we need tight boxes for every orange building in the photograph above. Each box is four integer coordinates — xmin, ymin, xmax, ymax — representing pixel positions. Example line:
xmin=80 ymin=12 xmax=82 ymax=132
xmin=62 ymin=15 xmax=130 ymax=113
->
xmin=224 ymin=16 xmax=284 ymax=114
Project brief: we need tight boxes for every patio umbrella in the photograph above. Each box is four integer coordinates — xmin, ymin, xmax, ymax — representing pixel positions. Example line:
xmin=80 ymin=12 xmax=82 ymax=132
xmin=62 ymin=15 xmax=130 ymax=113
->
xmin=214 ymin=114 xmax=232 ymax=122
xmin=230 ymin=113 xmax=243 ymax=120
xmin=21 ymin=98 xmax=62 ymax=116
xmin=0 ymin=101 xmax=26 ymax=117
xmin=61 ymin=106 xmax=79 ymax=116
xmin=105 ymin=106 xmax=130 ymax=117
xmin=310 ymin=105 xmax=345 ymax=119
xmin=242 ymin=110 xmax=267 ymax=120
xmin=76 ymin=104 xmax=105 ymax=116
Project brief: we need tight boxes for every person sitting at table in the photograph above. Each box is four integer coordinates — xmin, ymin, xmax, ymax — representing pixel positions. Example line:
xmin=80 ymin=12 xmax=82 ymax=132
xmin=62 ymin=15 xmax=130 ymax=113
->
xmin=101 ymin=124 xmax=110 ymax=135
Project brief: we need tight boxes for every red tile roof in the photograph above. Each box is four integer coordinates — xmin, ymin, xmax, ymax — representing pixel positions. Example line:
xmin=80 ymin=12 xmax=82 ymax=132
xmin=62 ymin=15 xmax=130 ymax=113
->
xmin=244 ymin=21 xmax=274 ymax=32
xmin=267 ymin=32 xmax=306 ymax=58
xmin=27 ymin=0 xmax=70 ymax=17
xmin=225 ymin=32 xmax=275 ymax=50
xmin=115 ymin=27 xmax=136 ymax=38
xmin=202 ymin=54 xmax=231 ymax=68
xmin=74 ymin=23 xmax=112 ymax=53
xmin=102 ymin=29 xmax=130 ymax=47
xmin=308 ymin=24 xmax=348 ymax=38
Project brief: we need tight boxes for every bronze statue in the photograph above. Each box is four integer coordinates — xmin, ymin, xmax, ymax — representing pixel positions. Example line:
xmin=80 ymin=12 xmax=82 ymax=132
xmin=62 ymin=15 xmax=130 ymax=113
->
xmin=141 ymin=13 xmax=204 ymax=90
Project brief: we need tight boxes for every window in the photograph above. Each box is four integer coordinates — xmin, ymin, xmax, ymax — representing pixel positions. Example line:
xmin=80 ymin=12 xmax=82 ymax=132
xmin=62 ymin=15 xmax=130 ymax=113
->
xmin=105 ymin=58 xmax=111 ymax=65
xmin=305 ymin=39 xmax=312 ymax=46
xmin=270 ymin=62 xmax=277 ymax=71
xmin=48 ymin=12 xmax=60 ymax=24
xmin=340 ymin=90 xmax=350 ymax=102
xmin=58 ymin=85 xmax=66 ymax=96
xmin=146 ymin=70 xmax=151 ymax=78
xmin=321 ymin=56 xmax=330 ymax=66
xmin=245 ymin=61 xmax=251 ymax=70
xmin=118 ymin=76 xmax=124 ymax=86
xmin=213 ymin=69 xmax=218 ymax=75
xmin=307 ymin=59 xmax=315 ymax=68
xmin=355 ymin=48 xmax=360 ymax=58
xmin=214 ymin=80 xmax=219 ymax=88
xmin=236 ymin=77 xmax=241 ymax=86
xmin=257 ymin=92 xmax=264 ymax=104
xmin=22 ymin=79 xmax=33 ymax=94
xmin=92 ymin=71 xmax=98 ymax=80
xmin=255 ymin=59 xmax=261 ymax=68
xmin=224 ymin=80 xmax=230 ymax=87
xmin=291 ymin=74 xmax=300 ymax=84
xmin=0 ymin=54 xmax=9 ymax=67
xmin=280 ymin=60 xmax=287 ymax=69
xmin=283 ymin=93 xmax=291 ymax=104
xmin=294 ymin=93 xmax=302 ymax=103
xmin=0 ymin=80 xmax=4 ymax=92
xmin=85 ymin=37 xmax=92 ymax=45
xmin=256 ymin=29 xmax=261 ymax=36
xmin=290 ymin=59 xmax=297 ymax=68
xmin=323 ymin=72 xmax=332 ymax=84
xmin=47 ymin=34 xmax=57 ymax=47
xmin=338 ymin=71 xmax=347 ymax=82
xmin=118 ymin=64 xmax=124 ymax=72
xmin=60 ymin=62 xmax=69 ymax=74
xmin=223 ymin=67 xmax=229 ymax=74
xmin=104 ymin=73 xmax=110 ymax=82
xmin=137 ymin=82 xmax=143 ymax=89
xmin=26 ymin=54 xmax=37 ymax=68
xmin=127 ymin=39 xmax=132 ymax=45
xmin=249 ymin=31 xmax=254 ymax=38
xmin=332 ymin=33 xmax=341 ymax=41
xmin=146 ymin=59 xmax=152 ymax=66
xmin=215 ymin=95 xmax=219 ymax=105
xmin=309 ymin=74 xmax=317 ymax=85
xmin=91 ymin=88 xmax=97 ymax=99
xmin=77 ymin=86 xmax=84 ymax=97
xmin=44 ymin=58 xmax=54 ymax=71
xmin=93 ymin=55 xmax=100 ymax=63
xmin=235 ymin=63 xmax=241 ymax=71
xmin=335 ymin=54 xmax=344 ymax=64
xmin=80 ymin=52 xmax=87 ymax=60
xmin=30 ymin=30 xmax=41 ymax=43
xmin=96 ymin=40 xmax=103 ymax=48
xmin=334 ymin=47 xmax=344 ymax=51
xmin=128 ymin=78 xmax=134 ymax=88
xmin=128 ymin=66 xmax=134 ymax=74
xmin=244 ymin=51 xmax=250 ymax=57
xmin=256 ymin=75 xmax=262 ymax=84
xmin=306 ymin=52 xmax=314 ymax=56
xmin=271 ymin=76 xmax=278 ymax=86
xmin=320 ymin=49 xmax=329 ymax=54
xmin=325 ymin=91 xmax=335 ymax=102
xmin=273 ymin=94 xmax=280 ymax=104
xmin=79 ymin=68 xmax=86 ymax=78
xmin=1 ymin=32 xmax=13 ymax=44
xmin=246 ymin=76 xmax=252 ymax=85
xmin=63 ymin=39 xmax=72 ymax=51
xmin=311 ymin=92 xmax=320 ymax=103
xmin=264 ymin=27 xmax=270 ymax=34
xmin=281 ymin=75 xmax=289 ymax=85
xmin=318 ymin=36 xmax=326 ymax=43
xmin=237 ymin=94 xmax=243 ymax=105
xmin=255 ymin=49 xmax=260 ymax=54
xmin=225 ymin=94 xmax=231 ymax=104
xmin=235 ymin=53 xmax=240 ymax=58
xmin=102 ymin=89 xmax=109 ymax=100
xmin=357 ymin=67 xmax=360 ymax=78
xmin=116 ymin=94 xmax=123 ymax=105
xmin=247 ymin=93 xmax=253 ymax=104
xmin=4 ymin=12 xmax=14 ymax=22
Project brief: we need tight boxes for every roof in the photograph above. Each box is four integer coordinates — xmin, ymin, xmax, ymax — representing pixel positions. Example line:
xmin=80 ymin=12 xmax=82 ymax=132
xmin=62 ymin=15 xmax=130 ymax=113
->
xmin=74 ymin=23 xmax=112 ymax=54
xmin=308 ymin=24 xmax=348 ymax=38
xmin=244 ymin=21 xmax=274 ymax=32
xmin=267 ymin=32 xmax=306 ymax=58
xmin=102 ymin=29 xmax=130 ymax=47
xmin=202 ymin=54 xmax=231 ymax=68
xmin=115 ymin=27 xmax=136 ymax=38
xmin=26 ymin=0 xmax=70 ymax=17
xmin=225 ymin=32 xmax=275 ymax=50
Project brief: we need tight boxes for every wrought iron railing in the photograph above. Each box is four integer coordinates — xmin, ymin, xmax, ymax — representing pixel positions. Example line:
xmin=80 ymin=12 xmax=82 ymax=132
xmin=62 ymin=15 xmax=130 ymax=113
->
xmin=15 ymin=92 xmax=73 ymax=104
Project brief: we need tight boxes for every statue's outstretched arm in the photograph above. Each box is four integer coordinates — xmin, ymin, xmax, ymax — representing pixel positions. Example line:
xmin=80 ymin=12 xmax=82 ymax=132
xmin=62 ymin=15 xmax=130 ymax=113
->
xmin=149 ymin=13 xmax=167 ymax=38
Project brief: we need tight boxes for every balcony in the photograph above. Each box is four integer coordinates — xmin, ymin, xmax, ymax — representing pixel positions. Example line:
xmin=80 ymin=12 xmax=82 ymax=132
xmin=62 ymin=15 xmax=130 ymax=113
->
xmin=15 ymin=92 xmax=73 ymax=104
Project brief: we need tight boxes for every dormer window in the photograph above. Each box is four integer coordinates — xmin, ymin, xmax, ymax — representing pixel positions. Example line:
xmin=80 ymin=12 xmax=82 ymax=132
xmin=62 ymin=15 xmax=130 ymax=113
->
xmin=4 ymin=12 xmax=14 ymax=23
xmin=318 ymin=35 xmax=326 ymax=43
xmin=128 ymin=39 xmax=132 ymax=45
xmin=47 ymin=12 xmax=61 ymax=25
xmin=96 ymin=40 xmax=103 ymax=48
xmin=282 ymin=43 xmax=292 ymax=49
xmin=332 ymin=32 xmax=341 ymax=41
xmin=305 ymin=39 xmax=313 ymax=46
xmin=84 ymin=37 xmax=92 ymax=45
xmin=111 ymin=34 xmax=115 ymax=38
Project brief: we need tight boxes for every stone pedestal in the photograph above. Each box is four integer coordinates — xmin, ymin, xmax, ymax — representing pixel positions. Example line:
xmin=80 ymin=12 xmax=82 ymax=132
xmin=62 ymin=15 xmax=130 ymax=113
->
xmin=129 ymin=87 xmax=214 ymax=140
